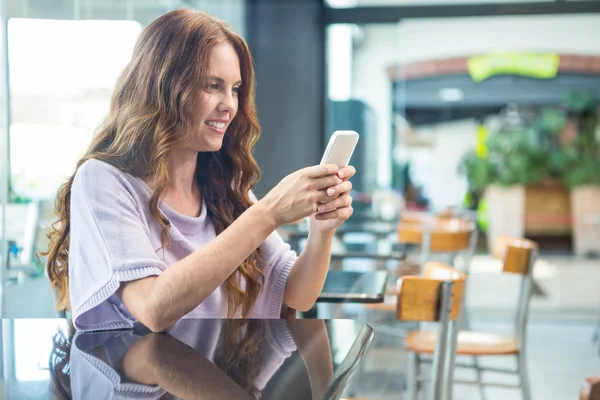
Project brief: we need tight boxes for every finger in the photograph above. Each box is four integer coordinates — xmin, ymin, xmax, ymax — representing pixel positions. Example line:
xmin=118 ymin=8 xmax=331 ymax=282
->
xmin=312 ymin=190 xmax=335 ymax=204
xmin=317 ymin=194 xmax=352 ymax=213
xmin=303 ymin=164 xmax=339 ymax=179
xmin=314 ymin=206 xmax=353 ymax=221
xmin=304 ymin=190 xmax=335 ymax=206
xmin=326 ymin=181 xmax=352 ymax=197
xmin=310 ymin=175 xmax=343 ymax=191
xmin=317 ymin=194 xmax=339 ymax=204
xmin=337 ymin=165 xmax=356 ymax=180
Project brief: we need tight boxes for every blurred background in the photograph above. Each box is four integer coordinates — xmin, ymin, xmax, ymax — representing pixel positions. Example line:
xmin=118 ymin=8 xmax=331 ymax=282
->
xmin=0 ymin=0 xmax=600 ymax=398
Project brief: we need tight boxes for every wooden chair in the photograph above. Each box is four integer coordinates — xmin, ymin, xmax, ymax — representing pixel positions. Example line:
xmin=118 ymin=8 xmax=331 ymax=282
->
xmin=581 ymin=377 xmax=600 ymax=400
xmin=398 ymin=262 xmax=466 ymax=400
xmin=365 ymin=219 xmax=472 ymax=316
xmin=398 ymin=217 xmax=477 ymax=273
xmin=394 ymin=218 xmax=477 ymax=332
xmin=404 ymin=237 xmax=538 ymax=400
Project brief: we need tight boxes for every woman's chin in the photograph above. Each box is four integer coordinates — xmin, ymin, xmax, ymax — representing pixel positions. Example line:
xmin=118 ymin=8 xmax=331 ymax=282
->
xmin=208 ymin=139 xmax=224 ymax=152
xmin=191 ymin=138 xmax=224 ymax=153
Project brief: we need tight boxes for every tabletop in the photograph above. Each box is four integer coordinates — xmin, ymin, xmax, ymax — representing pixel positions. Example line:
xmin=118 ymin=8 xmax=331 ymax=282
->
xmin=318 ymin=270 xmax=388 ymax=304
xmin=0 ymin=318 xmax=374 ymax=400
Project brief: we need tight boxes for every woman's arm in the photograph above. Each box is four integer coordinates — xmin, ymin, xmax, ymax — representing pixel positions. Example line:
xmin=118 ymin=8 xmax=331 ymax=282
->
xmin=118 ymin=165 xmax=341 ymax=332
xmin=284 ymin=229 xmax=335 ymax=311
xmin=284 ymin=166 xmax=356 ymax=311
xmin=118 ymin=202 xmax=277 ymax=332
xmin=120 ymin=333 xmax=254 ymax=399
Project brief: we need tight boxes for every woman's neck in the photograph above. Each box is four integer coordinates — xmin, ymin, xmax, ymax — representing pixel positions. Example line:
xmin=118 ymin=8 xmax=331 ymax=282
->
xmin=141 ymin=148 xmax=202 ymax=217
xmin=166 ymin=148 xmax=199 ymax=196
xmin=142 ymin=148 xmax=202 ymax=218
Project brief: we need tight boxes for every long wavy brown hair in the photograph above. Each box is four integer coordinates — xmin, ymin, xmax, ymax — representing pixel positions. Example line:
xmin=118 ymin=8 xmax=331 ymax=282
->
xmin=42 ymin=9 xmax=263 ymax=318
xmin=48 ymin=321 xmax=75 ymax=400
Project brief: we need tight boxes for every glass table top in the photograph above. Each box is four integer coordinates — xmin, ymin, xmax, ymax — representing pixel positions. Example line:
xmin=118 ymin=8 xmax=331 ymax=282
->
xmin=0 ymin=318 xmax=374 ymax=400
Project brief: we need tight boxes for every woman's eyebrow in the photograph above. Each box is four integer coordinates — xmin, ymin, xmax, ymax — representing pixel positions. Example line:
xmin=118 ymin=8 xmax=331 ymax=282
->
xmin=208 ymin=76 xmax=243 ymax=85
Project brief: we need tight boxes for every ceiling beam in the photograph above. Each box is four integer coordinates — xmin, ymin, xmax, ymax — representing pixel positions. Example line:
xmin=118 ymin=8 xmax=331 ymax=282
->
xmin=323 ymin=1 xmax=600 ymax=24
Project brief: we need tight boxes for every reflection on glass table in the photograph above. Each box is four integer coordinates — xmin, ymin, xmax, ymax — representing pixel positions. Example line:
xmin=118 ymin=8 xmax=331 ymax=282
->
xmin=24 ymin=318 xmax=373 ymax=400
xmin=318 ymin=270 xmax=388 ymax=304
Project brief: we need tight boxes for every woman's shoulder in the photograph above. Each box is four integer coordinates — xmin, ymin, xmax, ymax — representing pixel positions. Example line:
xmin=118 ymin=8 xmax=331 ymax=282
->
xmin=77 ymin=158 xmax=125 ymax=180
xmin=74 ymin=159 xmax=139 ymax=196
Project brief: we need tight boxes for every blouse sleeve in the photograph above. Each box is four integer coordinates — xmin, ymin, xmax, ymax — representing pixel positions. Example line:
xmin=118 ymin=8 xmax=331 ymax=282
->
xmin=69 ymin=159 xmax=167 ymax=331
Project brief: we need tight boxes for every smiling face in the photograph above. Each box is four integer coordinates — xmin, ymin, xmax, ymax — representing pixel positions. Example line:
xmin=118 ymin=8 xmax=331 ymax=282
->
xmin=184 ymin=42 xmax=242 ymax=153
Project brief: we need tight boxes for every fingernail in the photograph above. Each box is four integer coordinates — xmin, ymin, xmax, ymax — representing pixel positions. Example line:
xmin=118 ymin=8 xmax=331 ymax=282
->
xmin=327 ymin=188 xmax=335 ymax=196
xmin=338 ymin=171 xmax=345 ymax=178
xmin=318 ymin=204 xmax=326 ymax=212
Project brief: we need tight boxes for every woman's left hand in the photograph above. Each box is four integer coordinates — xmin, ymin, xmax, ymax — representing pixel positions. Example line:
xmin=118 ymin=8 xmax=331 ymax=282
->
xmin=309 ymin=165 xmax=356 ymax=232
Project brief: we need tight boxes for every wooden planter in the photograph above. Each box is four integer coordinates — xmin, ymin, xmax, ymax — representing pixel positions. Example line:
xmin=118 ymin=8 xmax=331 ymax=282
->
xmin=484 ymin=185 xmax=525 ymax=251
xmin=571 ymin=185 xmax=600 ymax=256
xmin=523 ymin=182 xmax=572 ymax=236
xmin=484 ymin=182 xmax=572 ymax=250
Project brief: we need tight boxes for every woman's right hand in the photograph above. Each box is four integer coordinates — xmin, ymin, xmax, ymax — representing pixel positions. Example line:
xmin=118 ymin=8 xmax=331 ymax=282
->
xmin=259 ymin=164 xmax=342 ymax=227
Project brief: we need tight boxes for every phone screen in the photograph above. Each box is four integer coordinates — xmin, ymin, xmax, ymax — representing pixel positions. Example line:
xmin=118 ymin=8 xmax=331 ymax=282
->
xmin=320 ymin=131 xmax=359 ymax=167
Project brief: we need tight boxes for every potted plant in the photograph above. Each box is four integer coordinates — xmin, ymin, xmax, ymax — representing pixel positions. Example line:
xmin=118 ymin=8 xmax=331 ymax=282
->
xmin=459 ymin=105 xmax=572 ymax=250
xmin=460 ymin=128 xmax=546 ymax=250
xmin=559 ymin=91 xmax=600 ymax=256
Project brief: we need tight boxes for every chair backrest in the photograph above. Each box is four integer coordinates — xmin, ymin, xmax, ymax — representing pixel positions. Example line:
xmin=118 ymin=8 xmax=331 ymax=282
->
xmin=398 ymin=218 xmax=475 ymax=253
xmin=397 ymin=262 xmax=466 ymax=400
xmin=491 ymin=236 xmax=538 ymax=347
xmin=492 ymin=235 xmax=538 ymax=275
xmin=395 ymin=262 xmax=466 ymax=322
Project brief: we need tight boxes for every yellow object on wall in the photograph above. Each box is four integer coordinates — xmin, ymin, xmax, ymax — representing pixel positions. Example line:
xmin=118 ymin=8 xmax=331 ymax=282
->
xmin=476 ymin=124 xmax=488 ymax=158
xmin=467 ymin=52 xmax=560 ymax=82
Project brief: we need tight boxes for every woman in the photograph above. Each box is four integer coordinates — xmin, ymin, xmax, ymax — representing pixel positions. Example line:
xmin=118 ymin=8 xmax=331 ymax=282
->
xmin=43 ymin=9 xmax=355 ymax=332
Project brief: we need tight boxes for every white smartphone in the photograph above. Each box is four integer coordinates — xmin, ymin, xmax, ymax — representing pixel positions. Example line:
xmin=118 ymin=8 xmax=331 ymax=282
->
xmin=320 ymin=130 xmax=359 ymax=167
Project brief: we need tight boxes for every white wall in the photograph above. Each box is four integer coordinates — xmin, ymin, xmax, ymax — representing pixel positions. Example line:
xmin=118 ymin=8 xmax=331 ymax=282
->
xmin=408 ymin=120 xmax=476 ymax=209
xmin=351 ymin=24 xmax=399 ymax=189
xmin=350 ymin=14 xmax=600 ymax=208
xmin=354 ymin=0 xmax=551 ymax=4
xmin=195 ymin=0 xmax=246 ymax=37
xmin=396 ymin=14 xmax=600 ymax=63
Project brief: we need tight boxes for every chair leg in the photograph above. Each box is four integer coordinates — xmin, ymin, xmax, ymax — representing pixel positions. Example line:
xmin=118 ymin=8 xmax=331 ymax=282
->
xmin=407 ymin=352 xmax=420 ymax=400
xmin=594 ymin=306 xmax=600 ymax=356
xmin=517 ymin=352 xmax=532 ymax=400
xmin=593 ymin=305 xmax=600 ymax=343
xmin=458 ymin=251 xmax=473 ymax=331
xmin=472 ymin=356 xmax=487 ymax=400
xmin=443 ymin=320 xmax=459 ymax=400
xmin=419 ymin=233 xmax=431 ymax=274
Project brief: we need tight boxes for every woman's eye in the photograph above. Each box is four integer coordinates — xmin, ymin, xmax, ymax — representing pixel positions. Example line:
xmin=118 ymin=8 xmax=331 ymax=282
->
xmin=208 ymin=83 xmax=219 ymax=90
xmin=233 ymin=87 xmax=241 ymax=95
